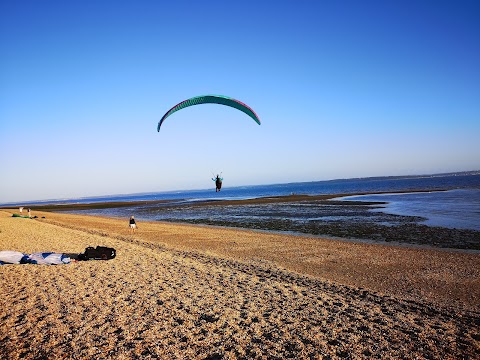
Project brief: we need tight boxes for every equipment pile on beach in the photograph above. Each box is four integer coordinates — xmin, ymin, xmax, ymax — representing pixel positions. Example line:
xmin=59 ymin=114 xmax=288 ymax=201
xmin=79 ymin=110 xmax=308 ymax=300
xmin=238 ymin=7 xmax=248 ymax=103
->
xmin=0 ymin=246 xmax=116 ymax=265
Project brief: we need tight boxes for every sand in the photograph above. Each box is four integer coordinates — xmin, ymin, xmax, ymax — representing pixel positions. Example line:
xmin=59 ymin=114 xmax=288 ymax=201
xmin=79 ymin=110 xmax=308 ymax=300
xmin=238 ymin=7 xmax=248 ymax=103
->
xmin=0 ymin=209 xmax=479 ymax=359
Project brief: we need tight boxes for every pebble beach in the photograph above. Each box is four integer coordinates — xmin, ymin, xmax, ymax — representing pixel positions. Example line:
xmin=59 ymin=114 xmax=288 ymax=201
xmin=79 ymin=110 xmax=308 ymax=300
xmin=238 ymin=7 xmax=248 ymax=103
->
xmin=1 ymin=209 xmax=479 ymax=359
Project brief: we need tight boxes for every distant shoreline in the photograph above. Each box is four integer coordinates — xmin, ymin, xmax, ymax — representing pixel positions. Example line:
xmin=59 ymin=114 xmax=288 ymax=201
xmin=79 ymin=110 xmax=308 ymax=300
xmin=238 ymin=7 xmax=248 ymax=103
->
xmin=2 ymin=169 xmax=478 ymax=207
xmin=3 ymin=189 xmax=448 ymax=212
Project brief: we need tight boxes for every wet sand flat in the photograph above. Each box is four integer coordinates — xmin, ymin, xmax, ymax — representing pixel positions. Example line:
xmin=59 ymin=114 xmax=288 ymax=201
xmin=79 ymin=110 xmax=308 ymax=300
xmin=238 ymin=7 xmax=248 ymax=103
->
xmin=1 ymin=209 xmax=479 ymax=359
xmin=28 ymin=191 xmax=480 ymax=250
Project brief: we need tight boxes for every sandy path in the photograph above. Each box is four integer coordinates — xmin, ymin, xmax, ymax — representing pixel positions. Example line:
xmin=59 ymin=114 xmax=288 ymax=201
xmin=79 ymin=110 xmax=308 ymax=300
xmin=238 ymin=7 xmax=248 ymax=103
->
xmin=1 ymin=210 xmax=479 ymax=359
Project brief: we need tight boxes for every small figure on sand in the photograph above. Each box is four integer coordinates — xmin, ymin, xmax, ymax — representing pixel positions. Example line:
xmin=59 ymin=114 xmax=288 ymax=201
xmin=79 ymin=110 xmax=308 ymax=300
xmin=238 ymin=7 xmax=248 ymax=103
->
xmin=28 ymin=208 xmax=31 ymax=218
xmin=212 ymin=174 xmax=223 ymax=192
xmin=19 ymin=207 xmax=24 ymax=214
xmin=129 ymin=216 xmax=137 ymax=233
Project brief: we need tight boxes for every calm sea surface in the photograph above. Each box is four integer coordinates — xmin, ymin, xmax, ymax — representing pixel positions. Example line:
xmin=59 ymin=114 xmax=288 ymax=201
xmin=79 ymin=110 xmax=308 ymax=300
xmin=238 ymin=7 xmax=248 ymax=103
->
xmin=340 ymin=189 xmax=480 ymax=231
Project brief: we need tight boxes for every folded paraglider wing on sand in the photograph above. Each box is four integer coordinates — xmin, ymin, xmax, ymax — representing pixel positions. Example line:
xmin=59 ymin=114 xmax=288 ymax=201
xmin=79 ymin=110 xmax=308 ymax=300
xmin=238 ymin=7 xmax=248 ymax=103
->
xmin=0 ymin=251 xmax=70 ymax=265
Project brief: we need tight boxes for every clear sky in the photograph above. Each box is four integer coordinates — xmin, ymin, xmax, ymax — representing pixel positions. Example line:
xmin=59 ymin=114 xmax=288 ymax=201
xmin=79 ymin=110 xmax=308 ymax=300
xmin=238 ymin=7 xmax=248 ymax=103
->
xmin=1 ymin=0 xmax=479 ymax=204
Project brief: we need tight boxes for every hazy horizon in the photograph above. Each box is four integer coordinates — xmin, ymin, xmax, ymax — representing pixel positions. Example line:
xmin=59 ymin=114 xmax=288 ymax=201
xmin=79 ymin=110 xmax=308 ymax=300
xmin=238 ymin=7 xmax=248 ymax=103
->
xmin=2 ymin=169 xmax=478 ymax=206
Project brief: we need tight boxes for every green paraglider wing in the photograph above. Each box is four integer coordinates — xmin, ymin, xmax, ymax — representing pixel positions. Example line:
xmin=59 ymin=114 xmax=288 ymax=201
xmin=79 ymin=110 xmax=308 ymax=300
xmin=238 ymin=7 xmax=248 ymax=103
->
xmin=157 ymin=95 xmax=261 ymax=131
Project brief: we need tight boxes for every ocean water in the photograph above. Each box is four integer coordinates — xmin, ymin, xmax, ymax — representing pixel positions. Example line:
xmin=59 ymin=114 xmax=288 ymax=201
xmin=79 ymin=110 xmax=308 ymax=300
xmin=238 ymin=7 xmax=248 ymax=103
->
xmin=12 ymin=172 xmax=480 ymax=206
xmin=38 ymin=173 xmax=480 ymax=232
xmin=340 ymin=189 xmax=480 ymax=231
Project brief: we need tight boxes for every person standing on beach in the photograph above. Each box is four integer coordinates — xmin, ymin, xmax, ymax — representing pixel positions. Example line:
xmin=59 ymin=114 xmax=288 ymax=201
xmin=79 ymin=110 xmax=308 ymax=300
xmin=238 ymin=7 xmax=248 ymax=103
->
xmin=28 ymin=208 xmax=31 ymax=218
xmin=129 ymin=216 xmax=137 ymax=234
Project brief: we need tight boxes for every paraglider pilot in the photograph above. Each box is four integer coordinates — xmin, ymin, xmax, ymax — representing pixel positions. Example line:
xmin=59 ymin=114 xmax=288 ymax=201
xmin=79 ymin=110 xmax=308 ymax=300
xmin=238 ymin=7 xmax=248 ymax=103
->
xmin=212 ymin=174 xmax=223 ymax=192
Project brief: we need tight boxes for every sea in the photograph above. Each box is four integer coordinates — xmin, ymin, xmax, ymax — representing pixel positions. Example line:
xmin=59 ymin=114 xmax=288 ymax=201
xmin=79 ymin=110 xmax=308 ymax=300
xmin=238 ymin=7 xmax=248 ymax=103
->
xmin=6 ymin=172 xmax=480 ymax=231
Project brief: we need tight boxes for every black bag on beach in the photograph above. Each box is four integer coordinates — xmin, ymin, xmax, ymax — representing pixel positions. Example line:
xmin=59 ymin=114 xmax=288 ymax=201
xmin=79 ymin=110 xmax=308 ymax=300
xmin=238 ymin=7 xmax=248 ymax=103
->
xmin=78 ymin=246 xmax=116 ymax=261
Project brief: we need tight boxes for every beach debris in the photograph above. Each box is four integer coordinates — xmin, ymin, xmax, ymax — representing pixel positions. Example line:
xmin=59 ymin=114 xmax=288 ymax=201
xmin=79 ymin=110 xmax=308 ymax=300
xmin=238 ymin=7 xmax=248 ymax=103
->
xmin=157 ymin=94 xmax=261 ymax=132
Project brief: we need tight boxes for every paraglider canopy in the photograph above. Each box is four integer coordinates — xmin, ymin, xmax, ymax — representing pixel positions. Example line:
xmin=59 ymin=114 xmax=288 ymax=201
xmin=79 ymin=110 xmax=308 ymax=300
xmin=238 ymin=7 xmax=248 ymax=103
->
xmin=157 ymin=95 xmax=261 ymax=131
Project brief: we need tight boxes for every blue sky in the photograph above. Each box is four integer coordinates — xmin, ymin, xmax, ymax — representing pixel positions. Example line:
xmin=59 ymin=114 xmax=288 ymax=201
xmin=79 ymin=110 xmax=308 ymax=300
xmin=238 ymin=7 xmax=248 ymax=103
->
xmin=1 ymin=0 xmax=479 ymax=203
